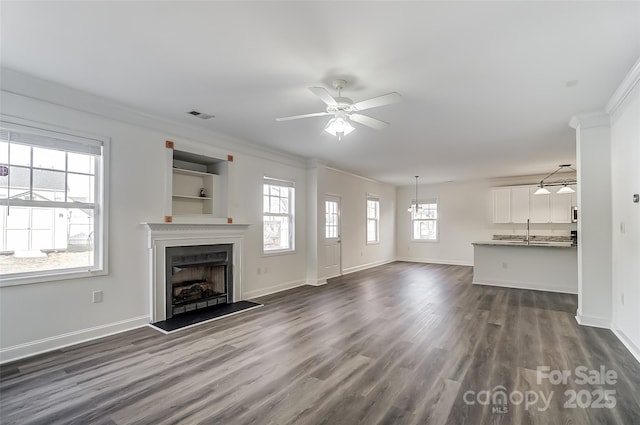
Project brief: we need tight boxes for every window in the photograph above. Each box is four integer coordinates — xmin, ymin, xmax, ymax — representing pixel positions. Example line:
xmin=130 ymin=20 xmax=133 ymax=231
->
xmin=366 ymin=195 xmax=379 ymax=244
xmin=0 ymin=121 xmax=107 ymax=285
xmin=263 ymin=177 xmax=294 ymax=253
xmin=325 ymin=199 xmax=339 ymax=239
xmin=410 ymin=198 xmax=438 ymax=241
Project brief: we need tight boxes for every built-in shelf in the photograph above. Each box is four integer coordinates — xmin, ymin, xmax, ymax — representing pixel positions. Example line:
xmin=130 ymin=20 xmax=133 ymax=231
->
xmin=166 ymin=147 xmax=230 ymax=221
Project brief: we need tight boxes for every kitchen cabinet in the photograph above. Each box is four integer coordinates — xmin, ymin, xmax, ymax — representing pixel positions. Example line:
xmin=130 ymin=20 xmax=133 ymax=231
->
xmin=550 ymin=185 xmax=576 ymax=223
xmin=530 ymin=187 xmax=550 ymax=223
xmin=492 ymin=188 xmax=511 ymax=223
xmin=492 ymin=184 xmax=576 ymax=224
xmin=511 ymin=186 xmax=530 ymax=223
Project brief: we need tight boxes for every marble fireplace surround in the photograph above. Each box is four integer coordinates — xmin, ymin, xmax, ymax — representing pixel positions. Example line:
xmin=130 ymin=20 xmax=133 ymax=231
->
xmin=143 ymin=223 xmax=249 ymax=323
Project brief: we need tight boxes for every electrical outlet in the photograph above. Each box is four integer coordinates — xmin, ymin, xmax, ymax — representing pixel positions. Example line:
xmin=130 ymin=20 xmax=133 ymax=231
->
xmin=621 ymin=293 xmax=625 ymax=305
xmin=620 ymin=222 xmax=626 ymax=234
xmin=92 ymin=290 xmax=103 ymax=303
xmin=502 ymin=262 xmax=508 ymax=269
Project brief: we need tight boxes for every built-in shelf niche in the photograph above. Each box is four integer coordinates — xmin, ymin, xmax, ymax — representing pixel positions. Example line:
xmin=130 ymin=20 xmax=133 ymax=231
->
xmin=169 ymin=149 xmax=229 ymax=222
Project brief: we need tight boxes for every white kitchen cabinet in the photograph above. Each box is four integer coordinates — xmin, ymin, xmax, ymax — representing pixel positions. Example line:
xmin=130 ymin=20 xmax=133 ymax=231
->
xmin=550 ymin=187 xmax=574 ymax=223
xmin=511 ymin=186 xmax=530 ymax=223
xmin=492 ymin=188 xmax=511 ymax=223
xmin=529 ymin=187 xmax=550 ymax=223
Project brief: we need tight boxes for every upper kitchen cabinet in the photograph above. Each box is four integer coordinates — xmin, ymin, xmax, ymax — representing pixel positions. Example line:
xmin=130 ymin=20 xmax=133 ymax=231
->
xmin=492 ymin=184 xmax=576 ymax=224
xmin=492 ymin=187 xmax=511 ymax=223
xmin=511 ymin=186 xmax=530 ymax=223
xmin=550 ymin=184 xmax=577 ymax=223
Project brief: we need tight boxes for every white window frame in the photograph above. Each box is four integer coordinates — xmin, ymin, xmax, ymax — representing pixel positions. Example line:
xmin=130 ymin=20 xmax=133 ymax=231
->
xmin=262 ymin=177 xmax=295 ymax=255
xmin=410 ymin=197 xmax=439 ymax=242
xmin=0 ymin=117 xmax=109 ymax=286
xmin=366 ymin=194 xmax=380 ymax=244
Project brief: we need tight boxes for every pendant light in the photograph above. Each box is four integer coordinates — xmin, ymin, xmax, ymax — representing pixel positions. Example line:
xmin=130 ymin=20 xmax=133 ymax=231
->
xmin=407 ymin=176 xmax=420 ymax=212
xmin=557 ymin=182 xmax=575 ymax=194
xmin=534 ymin=164 xmax=576 ymax=195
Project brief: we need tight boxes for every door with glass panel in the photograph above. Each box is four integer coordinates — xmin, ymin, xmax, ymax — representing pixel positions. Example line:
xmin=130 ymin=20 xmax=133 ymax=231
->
xmin=324 ymin=195 xmax=341 ymax=278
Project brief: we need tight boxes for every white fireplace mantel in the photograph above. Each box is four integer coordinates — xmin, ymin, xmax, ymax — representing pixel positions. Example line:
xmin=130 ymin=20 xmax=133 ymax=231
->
xmin=142 ymin=222 xmax=250 ymax=322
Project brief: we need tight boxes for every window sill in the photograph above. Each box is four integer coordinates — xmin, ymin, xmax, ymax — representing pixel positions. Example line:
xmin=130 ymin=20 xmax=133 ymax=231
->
xmin=410 ymin=239 xmax=440 ymax=243
xmin=0 ymin=267 xmax=107 ymax=287
xmin=262 ymin=249 xmax=296 ymax=258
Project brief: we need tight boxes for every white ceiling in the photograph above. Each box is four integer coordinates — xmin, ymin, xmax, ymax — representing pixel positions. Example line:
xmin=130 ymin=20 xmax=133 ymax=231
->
xmin=1 ymin=1 xmax=639 ymax=186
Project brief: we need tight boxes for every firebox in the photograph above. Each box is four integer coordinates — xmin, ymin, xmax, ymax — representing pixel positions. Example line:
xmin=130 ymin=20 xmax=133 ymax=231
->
xmin=165 ymin=244 xmax=233 ymax=319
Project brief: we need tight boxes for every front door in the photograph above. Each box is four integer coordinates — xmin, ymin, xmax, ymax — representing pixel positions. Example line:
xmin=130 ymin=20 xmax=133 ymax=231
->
xmin=324 ymin=195 xmax=341 ymax=279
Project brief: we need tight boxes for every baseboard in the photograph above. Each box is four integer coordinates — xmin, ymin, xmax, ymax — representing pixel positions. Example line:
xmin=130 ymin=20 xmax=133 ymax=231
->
xmin=307 ymin=278 xmax=327 ymax=286
xmin=612 ymin=327 xmax=640 ymax=365
xmin=575 ymin=314 xmax=612 ymax=329
xmin=242 ymin=279 xmax=306 ymax=300
xmin=342 ymin=258 xmax=395 ymax=275
xmin=0 ymin=315 xmax=149 ymax=365
xmin=395 ymin=256 xmax=473 ymax=267
xmin=472 ymin=279 xmax=578 ymax=295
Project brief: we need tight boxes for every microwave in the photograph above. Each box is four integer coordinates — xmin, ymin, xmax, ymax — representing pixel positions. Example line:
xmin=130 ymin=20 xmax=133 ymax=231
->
xmin=572 ymin=207 xmax=578 ymax=222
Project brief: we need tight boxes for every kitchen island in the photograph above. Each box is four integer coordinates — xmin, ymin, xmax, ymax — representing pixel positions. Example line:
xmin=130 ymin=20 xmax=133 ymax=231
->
xmin=472 ymin=240 xmax=577 ymax=294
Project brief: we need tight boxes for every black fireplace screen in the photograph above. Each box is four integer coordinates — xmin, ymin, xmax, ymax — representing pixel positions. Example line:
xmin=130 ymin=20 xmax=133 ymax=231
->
xmin=165 ymin=244 xmax=233 ymax=318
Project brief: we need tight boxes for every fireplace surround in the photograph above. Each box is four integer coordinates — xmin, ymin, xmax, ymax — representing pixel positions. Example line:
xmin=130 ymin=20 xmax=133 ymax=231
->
xmin=143 ymin=223 xmax=249 ymax=323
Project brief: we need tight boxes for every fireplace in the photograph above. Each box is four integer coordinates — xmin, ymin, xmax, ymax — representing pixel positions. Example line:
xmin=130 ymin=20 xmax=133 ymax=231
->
xmin=165 ymin=244 xmax=232 ymax=319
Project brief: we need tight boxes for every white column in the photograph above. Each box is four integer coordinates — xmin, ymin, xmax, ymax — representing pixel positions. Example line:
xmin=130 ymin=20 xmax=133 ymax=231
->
xmin=569 ymin=112 xmax=612 ymax=328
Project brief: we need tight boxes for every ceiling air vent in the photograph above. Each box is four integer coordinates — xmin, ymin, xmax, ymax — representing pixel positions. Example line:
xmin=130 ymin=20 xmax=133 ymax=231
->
xmin=187 ymin=110 xmax=214 ymax=120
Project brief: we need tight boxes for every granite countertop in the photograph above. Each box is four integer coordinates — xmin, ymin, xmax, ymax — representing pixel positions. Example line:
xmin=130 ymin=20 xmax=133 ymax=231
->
xmin=472 ymin=240 xmax=576 ymax=248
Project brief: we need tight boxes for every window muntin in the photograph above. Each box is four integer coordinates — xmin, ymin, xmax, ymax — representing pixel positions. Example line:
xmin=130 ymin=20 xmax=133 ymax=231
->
xmin=366 ymin=196 xmax=379 ymax=243
xmin=263 ymin=178 xmax=295 ymax=253
xmin=410 ymin=199 xmax=438 ymax=241
xmin=325 ymin=200 xmax=339 ymax=239
xmin=0 ymin=123 xmax=106 ymax=284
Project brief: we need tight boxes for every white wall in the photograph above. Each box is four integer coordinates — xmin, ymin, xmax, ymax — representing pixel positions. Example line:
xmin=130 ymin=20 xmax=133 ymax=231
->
xmin=0 ymin=70 xmax=309 ymax=362
xmin=395 ymin=176 xmax=577 ymax=266
xmin=314 ymin=166 xmax=397 ymax=278
xmin=609 ymin=70 xmax=640 ymax=361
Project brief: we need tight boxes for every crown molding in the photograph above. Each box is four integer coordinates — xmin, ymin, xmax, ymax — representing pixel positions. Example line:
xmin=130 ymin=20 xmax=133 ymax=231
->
xmin=606 ymin=56 xmax=640 ymax=116
xmin=568 ymin=111 xmax=610 ymax=130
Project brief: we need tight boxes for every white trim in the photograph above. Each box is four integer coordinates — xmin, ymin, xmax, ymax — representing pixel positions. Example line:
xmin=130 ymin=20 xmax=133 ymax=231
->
xmin=0 ymin=70 xmax=306 ymax=169
xmin=342 ymin=258 xmax=395 ymax=275
xmin=242 ymin=278 xmax=307 ymax=299
xmin=396 ymin=257 xmax=473 ymax=267
xmin=147 ymin=304 xmax=263 ymax=335
xmin=0 ymin=315 xmax=149 ymax=364
xmin=612 ymin=327 xmax=640 ymax=365
xmin=568 ymin=111 xmax=610 ymax=129
xmin=308 ymin=278 xmax=328 ymax=286
xmin=473 ymin=278 xmax=577 ymax=294
xmin=143 ymin=223 xmax=249 ymax=322
xmin=606 ymin=56 xmax=640 ymax=116
xmin=575 ymin=314 xmax=612 ymax=329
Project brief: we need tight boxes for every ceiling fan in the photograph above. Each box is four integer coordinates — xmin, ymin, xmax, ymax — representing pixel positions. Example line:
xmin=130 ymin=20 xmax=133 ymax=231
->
xmin=276 ymin=79 xmax=401 ymax=140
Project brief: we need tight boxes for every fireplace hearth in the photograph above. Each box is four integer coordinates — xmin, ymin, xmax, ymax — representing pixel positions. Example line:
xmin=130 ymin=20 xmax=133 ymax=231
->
xmin=165 ymin=244 xmax=232 ymax=319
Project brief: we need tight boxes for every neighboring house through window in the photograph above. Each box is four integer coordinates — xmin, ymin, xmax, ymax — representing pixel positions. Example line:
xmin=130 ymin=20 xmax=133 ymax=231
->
xmin=263 ymin=177 xmax=295 ymax=253
xmin=0 ymin=121 xmax=108 ymax=285
xmin=410 ymin=198 xmax=438 ymax=241
xmin=366 ymin=195 xmax=379 ymax=244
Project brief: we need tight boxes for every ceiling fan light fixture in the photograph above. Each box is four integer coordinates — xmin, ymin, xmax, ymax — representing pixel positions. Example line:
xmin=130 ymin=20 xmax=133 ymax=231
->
xmin=324 ymin=116 xmax=354 ymax=140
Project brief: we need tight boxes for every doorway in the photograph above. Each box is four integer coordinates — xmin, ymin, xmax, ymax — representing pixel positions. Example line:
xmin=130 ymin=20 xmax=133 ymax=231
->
xmin=324 ymin=195 xmax=342 ymax=278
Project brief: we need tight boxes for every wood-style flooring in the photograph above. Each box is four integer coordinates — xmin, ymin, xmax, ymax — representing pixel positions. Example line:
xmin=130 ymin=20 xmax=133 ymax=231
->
xmin=1 ymin=262 xmax=639 ymax=424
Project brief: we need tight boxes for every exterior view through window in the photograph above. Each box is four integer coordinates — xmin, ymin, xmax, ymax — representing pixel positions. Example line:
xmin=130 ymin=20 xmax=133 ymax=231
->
xmin=0 ymin=124 xmax=105 ymax=282
xmin=263 ymin=177 xmax=294 ymax=253
xmin=411 ymin=199 xmax=438 ymax=241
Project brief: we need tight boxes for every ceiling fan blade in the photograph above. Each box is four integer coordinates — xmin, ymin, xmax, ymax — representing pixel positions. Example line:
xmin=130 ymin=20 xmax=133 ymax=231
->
xmin=309 ymin=87 xmax=338 ymax=106
xmin=350 ymin=113 xmax=389 ymax=130
xmin=276 ymin=112 xmax=331 ymax=122
xmin=353 ymin=92 xmax=402 ymax=111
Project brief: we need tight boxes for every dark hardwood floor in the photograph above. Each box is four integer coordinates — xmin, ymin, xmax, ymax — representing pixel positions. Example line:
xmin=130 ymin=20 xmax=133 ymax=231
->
xmin=1 ymin=262 xmax=639 ymax=424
